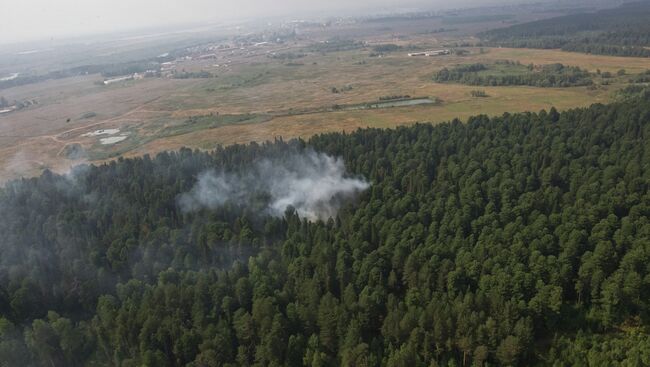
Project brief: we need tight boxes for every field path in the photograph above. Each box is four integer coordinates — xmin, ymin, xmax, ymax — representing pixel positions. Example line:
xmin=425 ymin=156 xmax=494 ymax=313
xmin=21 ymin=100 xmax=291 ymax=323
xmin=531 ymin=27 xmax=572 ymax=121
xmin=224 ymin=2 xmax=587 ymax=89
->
xmin=53 ymin=96 xmax=163 ymax=139
xmin=0 ymin=96 xmax=165 ymax=162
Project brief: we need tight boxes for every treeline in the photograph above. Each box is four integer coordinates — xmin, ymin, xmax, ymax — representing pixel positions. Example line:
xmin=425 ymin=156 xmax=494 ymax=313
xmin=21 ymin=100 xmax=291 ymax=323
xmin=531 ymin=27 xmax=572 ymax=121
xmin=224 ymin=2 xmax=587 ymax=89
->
xmin=628 ymin=70 xmax=650 ymax=84
xmin=0 ymin=96 xmax=37 ymax=111
xmin=434 ymin=62 xmax=593 ymax=87
xmin=470 ymin=90 xmax=488 ymax=97
xmin=269 ymin=52 xmax=306 ymax=60
xmin=173 ymin=70 xmax=214 ymax=79
xmin=548 ymin=331 xmax=650 ymax=365
xmin=372 ymin=44 xmax=403 ymax=53
xmin=0 ymin=60 xmax=162 ymax=90
xmin=617 ymin=85 xmax=650 ymax=101
xmin=418 ymin=28 xmax=458 ymax=35
xmin=480 ymin=1 xmax=650 ymax=57
xmin=307 ymin=39 xmax=365 ymax=53
xmin=379 ymin=95 xmax=412 ymax=101
xmin=2 ymin=95 xmax=650 ymax=365
xmin=100 ymin=61 xmax=161 ymax=78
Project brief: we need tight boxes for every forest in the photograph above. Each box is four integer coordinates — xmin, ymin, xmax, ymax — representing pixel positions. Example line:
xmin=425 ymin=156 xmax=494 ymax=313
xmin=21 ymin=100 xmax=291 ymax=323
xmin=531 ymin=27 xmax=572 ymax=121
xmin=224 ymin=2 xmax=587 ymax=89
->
xmin=433 ymin=62 xmax=593 ymax=88
xmin=480 ymin=1 xmax=650 ymax=57
xmin=2 ymin=91 xmax=650 ymax=366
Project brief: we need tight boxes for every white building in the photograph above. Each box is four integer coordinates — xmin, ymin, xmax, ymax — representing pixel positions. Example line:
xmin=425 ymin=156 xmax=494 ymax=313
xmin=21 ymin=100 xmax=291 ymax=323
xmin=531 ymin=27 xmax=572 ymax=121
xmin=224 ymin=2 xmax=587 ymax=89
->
xmin=103 ymin=75 xmax=134 ymax=85
xmin=408 ymin=49 xmax=451 ymax=57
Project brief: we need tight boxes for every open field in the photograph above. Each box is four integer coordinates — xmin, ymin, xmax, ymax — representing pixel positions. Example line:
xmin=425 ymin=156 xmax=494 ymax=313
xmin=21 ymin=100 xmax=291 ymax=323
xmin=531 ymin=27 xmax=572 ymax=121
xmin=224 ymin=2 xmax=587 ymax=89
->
xmin=122 ymin=85 xmax=607 ymax=156
xmin=481 ymin=48 xmax=650 ymax=73
xmin=1 ymin=15 xmax=649 ymax=181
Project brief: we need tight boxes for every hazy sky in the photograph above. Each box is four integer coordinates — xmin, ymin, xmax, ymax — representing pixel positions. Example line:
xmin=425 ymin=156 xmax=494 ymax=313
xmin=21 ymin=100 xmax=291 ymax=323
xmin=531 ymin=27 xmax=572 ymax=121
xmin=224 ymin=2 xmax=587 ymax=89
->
xmin=1 ymin=0 xmax=506 ymax=44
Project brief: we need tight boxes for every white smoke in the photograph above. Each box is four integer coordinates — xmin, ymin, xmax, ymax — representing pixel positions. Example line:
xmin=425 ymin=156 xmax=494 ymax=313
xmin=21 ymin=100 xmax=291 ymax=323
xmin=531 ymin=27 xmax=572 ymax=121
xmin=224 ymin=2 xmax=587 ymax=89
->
xmin=178 ymin=151 xmax=369 ymax=220
xmin=0 ymin=150 xmax=38 ymax=183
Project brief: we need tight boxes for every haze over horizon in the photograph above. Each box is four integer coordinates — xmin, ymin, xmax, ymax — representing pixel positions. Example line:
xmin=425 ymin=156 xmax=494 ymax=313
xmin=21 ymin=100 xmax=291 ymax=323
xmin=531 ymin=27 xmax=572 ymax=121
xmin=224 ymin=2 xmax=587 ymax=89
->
xmin=2 ymin=0 xmax=542 ymax=45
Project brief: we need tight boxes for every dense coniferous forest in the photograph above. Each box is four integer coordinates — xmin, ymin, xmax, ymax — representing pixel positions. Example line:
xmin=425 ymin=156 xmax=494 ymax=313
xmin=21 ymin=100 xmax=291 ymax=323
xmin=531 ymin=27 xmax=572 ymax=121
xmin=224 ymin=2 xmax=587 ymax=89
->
xmin=480 ymin=1 xmax=650 ymax=57
xmin=2 ymin=92 xmax=650 ymax=366
xmin=433 ymin=62 xmax=593 ymax=87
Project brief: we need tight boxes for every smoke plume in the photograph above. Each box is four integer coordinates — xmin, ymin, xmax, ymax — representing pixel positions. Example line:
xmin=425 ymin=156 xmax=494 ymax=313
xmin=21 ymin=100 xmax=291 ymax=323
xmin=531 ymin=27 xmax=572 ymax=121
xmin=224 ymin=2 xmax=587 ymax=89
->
xmin=178 ymin=151 xmax=369 ymax=220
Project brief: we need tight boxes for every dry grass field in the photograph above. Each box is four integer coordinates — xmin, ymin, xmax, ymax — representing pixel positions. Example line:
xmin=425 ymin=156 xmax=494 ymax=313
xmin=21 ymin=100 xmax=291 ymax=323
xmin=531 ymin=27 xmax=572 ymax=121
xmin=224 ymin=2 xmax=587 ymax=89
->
xmin=481 ymin=48 xmax=650 ymax=73
xmin=1 ymin=37 xmax=648 ymax=180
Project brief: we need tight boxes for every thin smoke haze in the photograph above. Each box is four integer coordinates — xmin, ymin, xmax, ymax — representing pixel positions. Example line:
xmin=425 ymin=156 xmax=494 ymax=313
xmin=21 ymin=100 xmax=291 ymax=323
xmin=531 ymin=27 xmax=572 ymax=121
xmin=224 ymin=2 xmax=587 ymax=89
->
xmin=178 ymin=151 xmax=370 ymax=220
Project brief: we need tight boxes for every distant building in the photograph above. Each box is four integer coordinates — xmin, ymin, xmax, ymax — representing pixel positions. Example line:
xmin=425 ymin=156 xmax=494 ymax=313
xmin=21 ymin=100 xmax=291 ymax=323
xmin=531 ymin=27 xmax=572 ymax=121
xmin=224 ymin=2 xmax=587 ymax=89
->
xmin=408 ymin=49 xmax=451 ymax=57
xmin=103 ymin=75 xmax=134 ymax=85
xmin=427 ymin=49 xmax=451 ymax=56
xmin=160 ymin=62 xmax=176 ymax=73
xmin=197 ymin=54 xmax=218 ymax=60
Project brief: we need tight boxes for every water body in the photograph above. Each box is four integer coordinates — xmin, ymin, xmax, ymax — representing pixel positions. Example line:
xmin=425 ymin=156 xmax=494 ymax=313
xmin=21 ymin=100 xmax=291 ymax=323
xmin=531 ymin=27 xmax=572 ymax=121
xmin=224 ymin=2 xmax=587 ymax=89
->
xmin=365 ymin=98 xmax=436 ymax=108
xmin=340 ymin=98 xmax=436 ymax=111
